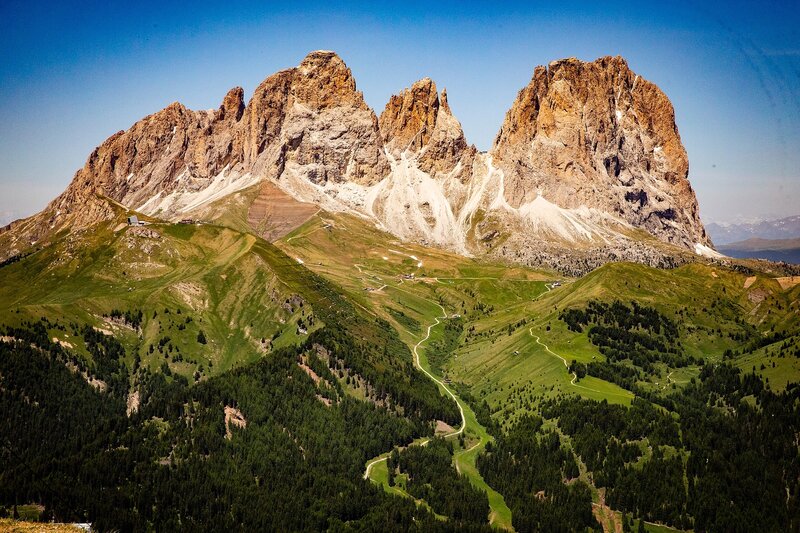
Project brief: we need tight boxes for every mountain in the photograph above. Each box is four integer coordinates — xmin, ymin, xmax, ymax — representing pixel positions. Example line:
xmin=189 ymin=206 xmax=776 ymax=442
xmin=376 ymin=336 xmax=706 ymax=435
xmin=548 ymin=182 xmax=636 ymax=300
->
xmin=492 ymin=56 xmax=707 ymax=249
xmin=706 ymin=214 xmax=800 ymax=245
xmin=2 ymin=50 xmax=799 ymax=532
xmin=0 ymin=210 xmax=17 ymax=227
xmin=1 ymin=51 xmax=713 ymax=273
xmin=718 ymin=236 xmax=800 ymax=264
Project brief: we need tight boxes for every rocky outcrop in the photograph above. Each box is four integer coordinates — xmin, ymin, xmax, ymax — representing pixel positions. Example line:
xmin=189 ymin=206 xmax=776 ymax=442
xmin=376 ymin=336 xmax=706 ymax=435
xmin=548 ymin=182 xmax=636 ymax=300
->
xmin=379 ymin=78 xmax=440 ymax=155
xmin=0 ymin=51 xmax=389 ymax=254
xmin=245 ymin=51 xmax=388 ymax=186
xmin=52 ymin=98 xmax=243 ymax=219
xmin=74 ymin=54 xmax=380 ymax=212
xmin=379 ymin=78 xmax=475 ymax=181
xmin=491 ymin=56 xmax=709 ymax=249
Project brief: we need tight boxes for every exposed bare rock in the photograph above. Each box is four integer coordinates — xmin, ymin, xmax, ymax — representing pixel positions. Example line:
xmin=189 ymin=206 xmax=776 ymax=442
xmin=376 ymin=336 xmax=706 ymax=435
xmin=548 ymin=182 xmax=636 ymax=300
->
xmin=491 ymin=56 xmax=709 ymax=249
xmin=224 ymin=406 xmax=247 ymax=440
xmin=380 ymin=78 xmax=440 ymax=155
xmin=352 ymin=78 xmax=479 ymax=252
xmin=379 ymin=79 xmax=475 ymax=180
xmin=245 ymin=51 xmax=388 ymax=187
xmin=0 ymin=51 xmax=388 ymax=257
xmin=1 ymin=52 xmax=714 ymax=273
xmin=126 ymin=390 xmax=140 ymax=417
xmin=57 ymin=100 xmax=241 ymax=217
xmin=247 ymin=180 xmax=318 ymax=241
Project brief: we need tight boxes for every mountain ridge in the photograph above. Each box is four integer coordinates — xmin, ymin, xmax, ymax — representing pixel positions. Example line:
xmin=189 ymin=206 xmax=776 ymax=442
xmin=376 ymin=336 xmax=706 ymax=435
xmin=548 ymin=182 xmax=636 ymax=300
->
xmin=1 ymin=51 xmax=712 ymax=272
xmin=707 ymin=214 xmax=800 ymax=245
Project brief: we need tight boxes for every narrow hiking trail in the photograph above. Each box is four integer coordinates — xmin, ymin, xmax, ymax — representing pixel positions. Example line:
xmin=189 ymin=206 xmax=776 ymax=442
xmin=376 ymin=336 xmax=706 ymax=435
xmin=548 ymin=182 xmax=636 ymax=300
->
xmin=362 ymin=298 xmax=462 ymax=481
xmin=412 ymin=299 xmax=466 ymax=438
xmin=363 ymin=291 xmax=466 ymax=480
xmin=361 ymin=268 xmax=560 ymax=461
xmin=529 ymin=328 xmax=627 ymax=397
xmin=526 ymin=281 xmax=627 ymax=398
xmin=284 ymin=211 xmax=327 ymax=243
xmin=285 ymin=227 xmax=630 ymax=528
xmin=275 ymin=233 xmax=536 ymax=529
xmin=531 ymin=331 xmax=576 ymax=382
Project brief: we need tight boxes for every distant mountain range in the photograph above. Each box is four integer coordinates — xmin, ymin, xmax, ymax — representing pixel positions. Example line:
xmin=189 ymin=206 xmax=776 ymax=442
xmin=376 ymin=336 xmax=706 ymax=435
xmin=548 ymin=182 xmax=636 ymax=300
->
xmin=707 ymin=215 xmax=800 ymax=245
xmin=717 ymin=237 xmax=800 ymax=264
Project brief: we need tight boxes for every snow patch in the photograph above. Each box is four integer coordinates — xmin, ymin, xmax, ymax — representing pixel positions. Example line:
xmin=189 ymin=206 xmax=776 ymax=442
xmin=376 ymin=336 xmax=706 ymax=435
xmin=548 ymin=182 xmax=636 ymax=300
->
xmin=694 ymin=242 xmax=723 ymax=258
xmin=518 ymin=195 xmax=596 ymax=242
xmin=134 ymin=167 xmax=260 ymax=217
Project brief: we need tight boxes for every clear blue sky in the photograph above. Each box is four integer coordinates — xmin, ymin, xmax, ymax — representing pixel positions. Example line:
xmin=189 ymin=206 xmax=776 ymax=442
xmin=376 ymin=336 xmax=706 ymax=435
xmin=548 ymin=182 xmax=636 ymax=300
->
xmin=1 ymin=0 xmax=798 ymax=225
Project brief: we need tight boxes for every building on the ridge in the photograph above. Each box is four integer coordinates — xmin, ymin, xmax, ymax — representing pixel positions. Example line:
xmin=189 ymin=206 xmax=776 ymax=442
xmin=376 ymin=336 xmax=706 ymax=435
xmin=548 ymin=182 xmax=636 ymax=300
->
xmin=127 ymin=215 xmax=139 ymax=226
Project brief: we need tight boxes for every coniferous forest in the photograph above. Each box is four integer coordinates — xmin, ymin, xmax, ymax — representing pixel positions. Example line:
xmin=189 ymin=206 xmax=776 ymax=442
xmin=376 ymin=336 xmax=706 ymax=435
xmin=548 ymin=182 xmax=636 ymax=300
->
xmin=6 ymin=315 xmax=797 ymax=532
xmin=0 ymin=319 xmax=471 ymax=531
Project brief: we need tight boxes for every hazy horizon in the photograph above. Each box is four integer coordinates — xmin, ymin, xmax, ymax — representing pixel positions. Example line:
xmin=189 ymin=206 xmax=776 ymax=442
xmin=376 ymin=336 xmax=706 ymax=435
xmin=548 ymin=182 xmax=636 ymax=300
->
xmin=2 ymin=0 xmax=798 ymax=225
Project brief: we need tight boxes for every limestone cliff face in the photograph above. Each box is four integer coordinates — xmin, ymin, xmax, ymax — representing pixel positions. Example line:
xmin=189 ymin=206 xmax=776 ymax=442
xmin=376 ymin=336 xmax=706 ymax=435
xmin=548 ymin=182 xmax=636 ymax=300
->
xmin=30 ymin=51 xmax=386 ymax=231
xmin=51 ymin=95 xmax=246 ymax=221
xmin=244 ymin=51 xmax=388 ymax=186
xmin=491 ymin=56 xmax=708 ymax=248
xmin=2 ymin=52 xmax=713 ymax=269
xmin=2 ymin=51 xmax=391 ymax=256
xmin=379 ymin=78 xmax=440 ymax=155
xmin=378 ymin=78 xmax=475 ymax=181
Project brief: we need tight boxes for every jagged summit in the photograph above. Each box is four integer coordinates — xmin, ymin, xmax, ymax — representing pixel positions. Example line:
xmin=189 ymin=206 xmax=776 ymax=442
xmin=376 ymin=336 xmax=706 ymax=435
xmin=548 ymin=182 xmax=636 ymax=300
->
xmin=491 ymin=55 xmax=708 ymax=249
xmin=377 ymin=78 xmax=474 ymax=180
xmin=1 ymin=52 xmax=712 ymax=272
xmin=219 ymin=87 xmax=245 ymax=121
xmin=379 ymin=77 xmax=442 ymax=155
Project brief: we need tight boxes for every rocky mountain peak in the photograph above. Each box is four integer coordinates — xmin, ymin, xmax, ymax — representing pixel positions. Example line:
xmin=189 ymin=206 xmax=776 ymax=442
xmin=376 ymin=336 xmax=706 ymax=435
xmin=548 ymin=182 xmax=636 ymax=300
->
xmin=293 ymin=50 xmax=367 ymax=111
xmin=491 ymin=55 xmax=708 ymax=248
xmin=379 ymin=77 xmax=441 ymax=155
xmin=440 ymin=88 xmax=451 ymax=114
xmin=1 ymin=51 xmax=713 ymax=271
xmin=219 ymin=87 xmax=245 ymax=121
xmin=378 ymin=78 xmax=474 ymax=179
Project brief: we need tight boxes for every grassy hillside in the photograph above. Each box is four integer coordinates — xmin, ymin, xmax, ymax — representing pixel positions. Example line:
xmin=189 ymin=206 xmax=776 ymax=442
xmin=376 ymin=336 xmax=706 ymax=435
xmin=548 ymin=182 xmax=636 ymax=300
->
xmin=0 ymin=210 xmax=486 ymax=530
xmin=0 ymin=216 xmax=314 ymax=381
xmin=277 ymin=212 xmax=800 ymax=531
xmin=279 ymin=212 xmax=800 ymax=420
xmin=3 ymin=206 xmax=799 ymax=531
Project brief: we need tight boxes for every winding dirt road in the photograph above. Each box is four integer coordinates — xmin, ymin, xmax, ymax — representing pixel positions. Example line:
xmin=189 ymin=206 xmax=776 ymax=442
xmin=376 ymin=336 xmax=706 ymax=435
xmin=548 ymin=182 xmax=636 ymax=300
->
xmin=363 ymin=294 xmax=464 ymax=480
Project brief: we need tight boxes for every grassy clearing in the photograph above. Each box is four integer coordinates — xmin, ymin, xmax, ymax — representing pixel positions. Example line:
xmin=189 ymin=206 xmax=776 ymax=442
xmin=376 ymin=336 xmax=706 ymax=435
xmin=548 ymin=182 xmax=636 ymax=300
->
xmin=0 ymin=216 xmax=324 ymax=382
xmin=416 ymin=317 xmax=514 ymax=530
xmin=734 ymin=334 xmax=800 ymax=390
